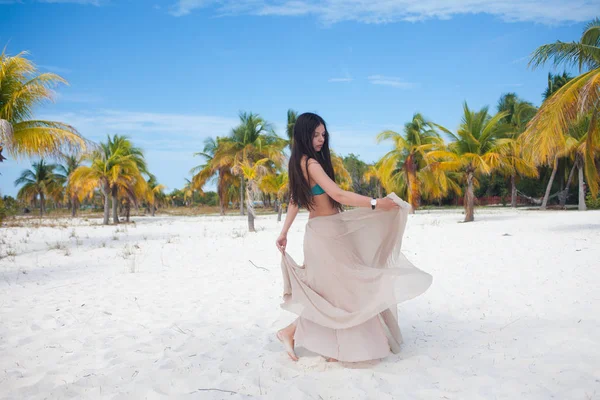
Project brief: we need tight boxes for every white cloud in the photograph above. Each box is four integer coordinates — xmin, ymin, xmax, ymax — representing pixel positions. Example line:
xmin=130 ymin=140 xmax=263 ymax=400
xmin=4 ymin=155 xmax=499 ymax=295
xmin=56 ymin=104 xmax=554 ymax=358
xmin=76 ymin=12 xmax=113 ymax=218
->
xmin=38 ymin=109 xmax=238 ymax=147
xmin=38 ymin=64 xmax=73 ymax=74
xmin=328 ymin=77 xmax=353 ymax=83
xmin=168 ymin=0 xmax=595 ymax=24
xmin=368 ymin=75 xmax=417 ymax=89
xmin=55 ymin=92 xmax=104 ymax=104
xmin=26 ymin=109 xmax=240 ymax=192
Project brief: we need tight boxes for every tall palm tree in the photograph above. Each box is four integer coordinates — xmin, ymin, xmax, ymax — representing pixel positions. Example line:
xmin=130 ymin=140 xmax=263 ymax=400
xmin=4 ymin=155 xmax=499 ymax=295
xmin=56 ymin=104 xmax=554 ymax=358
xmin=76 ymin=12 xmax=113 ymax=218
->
xmin=534 ymin=74 xmax=576 ymax=209
xmin=14 ymin=159 xmax=63 ymax=217
xmin=433 ymin=103 xmax=511 ymax=222
xmin=286 ymin=109 xmax=298 ymax=151
xmin=376 ymin=113 xmax=445 ymax=212
xmin=524 ymin=17 xmax=600 ymax=201
xmin=57 ymin=153 xmax=84 ymax=217
xmin=543 ymin=72 xmax=574 ymax=100
xmin=560 ymin=115 xmax=595 ymax=210
xmin=70 ymin=137 xmax=146 ymax=225
xmin=0 ymin=50 xmax=87 ymax=161
xmin=496 ymin=93 xmax=539 ymax=207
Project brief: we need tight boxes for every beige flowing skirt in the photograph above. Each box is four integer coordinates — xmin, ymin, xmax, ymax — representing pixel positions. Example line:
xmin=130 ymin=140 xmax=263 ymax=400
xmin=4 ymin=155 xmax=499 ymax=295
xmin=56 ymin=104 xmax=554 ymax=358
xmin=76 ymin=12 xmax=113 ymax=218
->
xmin=280 ymin=193 xmax=433 ymax=362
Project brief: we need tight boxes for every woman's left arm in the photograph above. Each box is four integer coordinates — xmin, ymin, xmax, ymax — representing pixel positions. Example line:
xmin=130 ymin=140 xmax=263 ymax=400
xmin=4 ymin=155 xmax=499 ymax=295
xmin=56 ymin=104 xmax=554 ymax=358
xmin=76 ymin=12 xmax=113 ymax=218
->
xmin=276 ymin=201 xmax=299 ymax=253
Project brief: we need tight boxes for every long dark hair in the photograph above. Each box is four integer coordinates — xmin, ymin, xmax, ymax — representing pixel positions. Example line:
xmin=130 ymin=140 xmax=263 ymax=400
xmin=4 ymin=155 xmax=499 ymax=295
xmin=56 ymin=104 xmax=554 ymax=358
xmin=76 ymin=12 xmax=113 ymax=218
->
xmin=288 ymin=113 xmax=342 ymax=211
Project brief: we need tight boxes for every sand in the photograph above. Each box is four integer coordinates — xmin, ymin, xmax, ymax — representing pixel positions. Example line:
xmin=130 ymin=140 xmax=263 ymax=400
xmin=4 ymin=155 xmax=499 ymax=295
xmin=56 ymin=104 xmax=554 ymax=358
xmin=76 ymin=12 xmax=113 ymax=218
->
xmin=1 ymin=208 xmax=599 ymax=399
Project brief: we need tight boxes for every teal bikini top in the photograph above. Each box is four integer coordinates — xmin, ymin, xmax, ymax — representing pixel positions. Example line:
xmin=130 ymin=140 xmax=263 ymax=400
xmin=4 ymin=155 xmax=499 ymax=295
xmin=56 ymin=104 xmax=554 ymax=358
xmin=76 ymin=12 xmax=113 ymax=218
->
xmin=311 ymin=184 xmax=325 ymax=196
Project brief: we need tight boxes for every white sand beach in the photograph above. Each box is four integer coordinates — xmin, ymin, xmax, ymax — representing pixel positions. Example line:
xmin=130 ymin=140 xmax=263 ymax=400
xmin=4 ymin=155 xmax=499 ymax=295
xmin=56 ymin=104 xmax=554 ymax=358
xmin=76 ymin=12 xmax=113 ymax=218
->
xmin=1 ymin=209 xmax=599 ymax=399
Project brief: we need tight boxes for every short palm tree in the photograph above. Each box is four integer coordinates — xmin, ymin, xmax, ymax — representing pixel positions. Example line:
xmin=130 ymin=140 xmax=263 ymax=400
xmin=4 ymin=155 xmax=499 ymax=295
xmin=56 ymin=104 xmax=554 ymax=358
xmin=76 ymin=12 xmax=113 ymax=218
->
xmin=331 ymin=151 xmax=352 ymax=191
xmin=433 ymin=103 xmax=512 ymax=222
xmin=376 ymin=113 xmax=445 ymax=212
xmin=191 ymin=137 xmax=237 ymax=215
xmin=260 ymin=171 xmax=288 ymax=221
xmin=363 ymin=163 xmax=384 ymax=198
xmin=233 ymin=157 xmax=271 ymax=232
xmin=0 ymin=50 xmax=87 ymax=161
xmin=57 ymin=153 xmax=84 ymax=217
xmin=70 ymin=137 xmax=145 ymax=225
xmin=146 ymin=176 xmax=167 ymax=216
xmin=14 ymin=159 xmax=63 ymax=217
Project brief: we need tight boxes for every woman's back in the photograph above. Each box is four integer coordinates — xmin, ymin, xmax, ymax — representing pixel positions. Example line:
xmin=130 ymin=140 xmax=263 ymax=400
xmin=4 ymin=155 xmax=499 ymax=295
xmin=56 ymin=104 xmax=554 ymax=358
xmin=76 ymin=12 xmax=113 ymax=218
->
xmin=301 ymin=155 xmax=339 ymax=219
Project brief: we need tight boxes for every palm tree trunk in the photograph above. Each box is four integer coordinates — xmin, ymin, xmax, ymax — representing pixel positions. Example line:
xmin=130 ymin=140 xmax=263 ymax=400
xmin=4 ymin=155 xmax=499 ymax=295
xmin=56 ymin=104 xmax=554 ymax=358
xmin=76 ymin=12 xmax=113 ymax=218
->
xmin=578 ymin=162 xmax=587 ymax=211
xmin=464 ymin=170 xmax=475 ymax=222
xmin=240 ymin=177 xmax=245 ymax=216
xmin=102 ymin=185 xmax=110 ymax=225
xmin=111 ymin=187 xmax=119 ymax=224
xmin=510 ymin=173 xmax=517 ymax=208
xmin=71 ymin=195 xmax=77 ymax=217
xmin=152 ymin=204 xmax=156 ymax=217
xmin=407 ymin=157 xmax=419 ymax=214
xmin=559 ymin=161 xmax=577 ymax=207
xmin=246 ymin=182 xmax=255 ymax=232
xmin=40 ymin=193 xmax=45 ymax=217
xmin=541 ymin=156 xmax=558 ymax=210
xmin=277 ymin=199 xmax=283 ymax=222
xmin=125 ymin=199 xmax=131 ymax=222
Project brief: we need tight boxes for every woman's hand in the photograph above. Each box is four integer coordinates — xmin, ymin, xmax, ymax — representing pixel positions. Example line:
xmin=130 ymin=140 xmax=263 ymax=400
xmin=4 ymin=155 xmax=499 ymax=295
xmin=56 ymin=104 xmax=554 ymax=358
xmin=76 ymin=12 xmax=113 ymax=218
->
xmin=376 ymin=197 xmax=400 ymax=211
xmin=276 ymin=233 xmax=287 ymax=254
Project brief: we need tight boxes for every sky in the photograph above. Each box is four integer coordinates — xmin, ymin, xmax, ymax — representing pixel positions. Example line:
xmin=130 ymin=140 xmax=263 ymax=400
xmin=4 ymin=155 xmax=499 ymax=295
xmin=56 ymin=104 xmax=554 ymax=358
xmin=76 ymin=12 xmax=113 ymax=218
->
xmin=0 ymin=0 xmax=597 ymax=196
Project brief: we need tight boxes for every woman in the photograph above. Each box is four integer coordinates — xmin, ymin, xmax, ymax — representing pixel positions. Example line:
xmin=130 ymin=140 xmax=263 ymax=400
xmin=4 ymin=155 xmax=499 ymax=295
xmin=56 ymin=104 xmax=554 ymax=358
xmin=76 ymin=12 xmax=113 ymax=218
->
xmin=275 ymin=112 xmax=433 ymax=362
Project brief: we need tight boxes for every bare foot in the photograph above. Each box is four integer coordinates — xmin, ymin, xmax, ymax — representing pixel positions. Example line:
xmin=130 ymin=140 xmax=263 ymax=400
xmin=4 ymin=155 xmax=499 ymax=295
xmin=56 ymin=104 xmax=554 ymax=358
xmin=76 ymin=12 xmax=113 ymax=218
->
xmin=276 ymin=330 xmax=298 ymax=361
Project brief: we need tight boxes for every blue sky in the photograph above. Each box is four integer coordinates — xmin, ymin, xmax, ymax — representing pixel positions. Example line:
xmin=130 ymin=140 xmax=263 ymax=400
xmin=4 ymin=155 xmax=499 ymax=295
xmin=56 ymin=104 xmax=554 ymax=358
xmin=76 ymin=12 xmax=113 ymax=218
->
xmin=0 ymin=0 xmax=596 ymax=196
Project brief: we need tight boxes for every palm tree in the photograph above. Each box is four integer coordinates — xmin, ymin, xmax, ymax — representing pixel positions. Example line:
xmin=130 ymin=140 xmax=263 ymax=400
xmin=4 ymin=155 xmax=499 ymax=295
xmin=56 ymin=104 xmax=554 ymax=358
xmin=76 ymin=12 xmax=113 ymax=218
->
xmin=376 ymin=113 xmax=445 ymax=212
xmin=70 ymin=136 xmax=146 ymax=225
xmin=260 ymin=171 xmax=288 ymax=222
xmin=330 ymin=151 xmax=352 ymax=191
xmin=214 ymin=112 xmax=285 ymax=221
xmin=57 ymin=153 xmax=84 ymax=217
xmin=286 ymin=109 xmax=298 ymax=151
xmin=0 ymin=50 xmax=87 ymax=161
xmin=560 ymin=115 xmax=595 ymax=210
xmin=496 ymin=93 xmax=539 ymax=207
xmin=146 ymin=176 xmax=167 ymax=216
xmin=542 ymin=72 xmax=574 ymax=100
xmin=363 ymin=164 xmax=383 ymax=198
xmin=182 ymin=178 xmax=194 ymax=206
xmin=191 ymin=137 xmax=237 ymax=215
xmin=104 ymin=135 xmax=149 ymax=223
xmin=230 ymin=112 xmax=285 ymax=215
xmin=433 ymin=103 xmax=511 ymax=222
xmin=14 ymin=159 xmax=63 ymax=217
xmin=233 ymin=157 xmax=271 ymax=232
xmin=524 ymin=18 xmax=600 ymax=201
